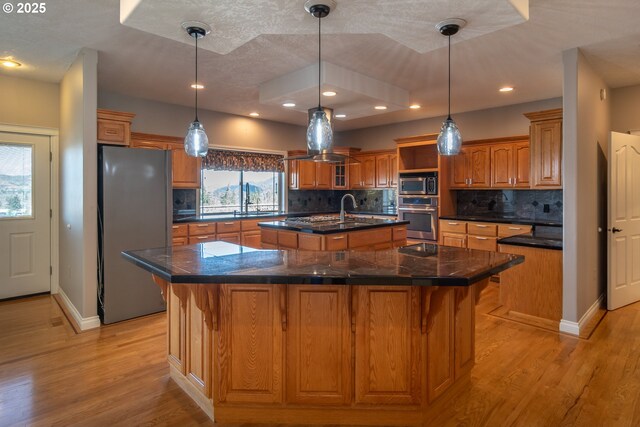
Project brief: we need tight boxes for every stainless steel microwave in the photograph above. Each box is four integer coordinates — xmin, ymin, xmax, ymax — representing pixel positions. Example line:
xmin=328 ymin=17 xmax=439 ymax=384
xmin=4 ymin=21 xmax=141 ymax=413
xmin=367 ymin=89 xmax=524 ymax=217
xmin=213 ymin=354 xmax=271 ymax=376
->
xmin=399 ymin=173 xmax=438 ymax=195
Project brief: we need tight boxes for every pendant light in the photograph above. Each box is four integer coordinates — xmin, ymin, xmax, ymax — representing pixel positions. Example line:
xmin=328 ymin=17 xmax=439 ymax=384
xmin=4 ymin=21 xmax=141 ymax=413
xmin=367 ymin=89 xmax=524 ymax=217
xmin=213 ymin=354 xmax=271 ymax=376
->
xmin=306 ymin=2 xmax=333 ymax=156
xmin=436 ymin=19 xmax=465 ymax=156
xmin=184 ymin=24 xmax=210 ymax=157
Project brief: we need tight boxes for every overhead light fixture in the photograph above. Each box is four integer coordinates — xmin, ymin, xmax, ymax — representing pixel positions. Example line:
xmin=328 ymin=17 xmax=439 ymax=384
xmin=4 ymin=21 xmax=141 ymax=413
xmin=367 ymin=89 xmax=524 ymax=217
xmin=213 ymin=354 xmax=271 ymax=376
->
xmin=191 ymin=83 xmax=205 ymax=89
xmin=409 ymin=104 xmax=421 ymax=109
xmin=436 ymin=18 xmax=465 ymax=156
xmin=1 ymin=59 xmax=21 ymax=68
xmin=249 ymin=112 xmax=260 ymax=117
xmin=282 ymin=102 xmax=296 ymax=107
xmin=499 ymin=86 xmax=514 ymax=92
xmin=322 ymin=90 xmax=337 ymax=97
xmin=334 ymin=114 xmax=346 ymax=118
xmin=182 ymin=22 xmax=211 ymax=157
xmin=374 ymin=105 xmax=387 ymax=110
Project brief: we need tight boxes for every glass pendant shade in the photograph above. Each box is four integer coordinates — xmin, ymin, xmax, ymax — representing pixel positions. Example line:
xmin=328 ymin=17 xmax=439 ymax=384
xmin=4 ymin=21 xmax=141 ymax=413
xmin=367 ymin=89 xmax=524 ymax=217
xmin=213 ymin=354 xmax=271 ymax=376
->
xmin=184 ymin=120 xmax=209 ymax=157
xmin=306 ymin=109 xmax=333 ymax=155
xmin=437 ymin=117 xmax=462 ymax=156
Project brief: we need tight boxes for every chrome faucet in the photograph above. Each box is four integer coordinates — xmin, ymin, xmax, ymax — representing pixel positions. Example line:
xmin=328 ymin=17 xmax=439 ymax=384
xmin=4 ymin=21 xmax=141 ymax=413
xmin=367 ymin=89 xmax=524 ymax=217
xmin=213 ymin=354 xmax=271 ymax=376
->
xmin=340 ymin=194 xmax=357 ymax=222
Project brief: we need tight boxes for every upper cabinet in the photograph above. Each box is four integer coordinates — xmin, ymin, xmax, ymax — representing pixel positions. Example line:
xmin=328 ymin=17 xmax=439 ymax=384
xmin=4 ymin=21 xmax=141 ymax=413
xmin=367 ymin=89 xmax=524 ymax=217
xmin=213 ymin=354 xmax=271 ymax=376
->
xmin=450 ymin=146 xmax=491 ymax=189
xmin=490 ymin=140 xmax=530 ymax=188
xmin=525 ymin=109 xmax=563 ymax=189
xmin=131 ymin=132 xmax=201 ymax=189
xmin=97 ymin=109 xmax=135 ymax=146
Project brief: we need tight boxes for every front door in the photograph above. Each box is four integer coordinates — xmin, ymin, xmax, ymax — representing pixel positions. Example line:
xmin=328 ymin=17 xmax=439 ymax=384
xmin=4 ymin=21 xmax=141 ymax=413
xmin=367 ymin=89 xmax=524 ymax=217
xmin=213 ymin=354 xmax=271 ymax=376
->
xmin=0 ymin=131 xmax=51 ymax=299
xmin=608 ymin=132 xmax=640 ymax=310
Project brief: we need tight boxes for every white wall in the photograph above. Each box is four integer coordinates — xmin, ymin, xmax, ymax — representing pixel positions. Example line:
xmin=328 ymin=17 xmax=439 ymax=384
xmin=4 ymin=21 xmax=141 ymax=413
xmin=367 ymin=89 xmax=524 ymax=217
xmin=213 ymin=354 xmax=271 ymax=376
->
xmin=611 ymin=84 xmax=640 ymax=133
xmin=336 ymin=98 xmax=563 ymax=150
xmin=98 ymin=91 xmax=306 ymax=152
xmin=0 ymin=74 xmax=59 ymax=128
xmin=562 ymin=48 xmax=610 ymax=329
xmin=59 ymin=49 xmax=99 ymax=325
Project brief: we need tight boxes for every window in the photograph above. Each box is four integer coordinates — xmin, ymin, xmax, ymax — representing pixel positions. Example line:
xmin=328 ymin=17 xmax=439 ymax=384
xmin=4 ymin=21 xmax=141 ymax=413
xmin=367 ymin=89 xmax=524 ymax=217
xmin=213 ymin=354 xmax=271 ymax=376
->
xmin=200 ymin=150 xmax=284 ymax=215
xmin=0 ymin=144 xmax=33 ymax=218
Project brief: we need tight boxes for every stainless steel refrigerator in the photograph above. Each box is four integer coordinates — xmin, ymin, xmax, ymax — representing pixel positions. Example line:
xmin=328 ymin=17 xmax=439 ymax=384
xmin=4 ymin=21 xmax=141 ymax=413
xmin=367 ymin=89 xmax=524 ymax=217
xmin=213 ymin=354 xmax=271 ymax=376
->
xmin=98 ymin=145 xmax=170 ymax=324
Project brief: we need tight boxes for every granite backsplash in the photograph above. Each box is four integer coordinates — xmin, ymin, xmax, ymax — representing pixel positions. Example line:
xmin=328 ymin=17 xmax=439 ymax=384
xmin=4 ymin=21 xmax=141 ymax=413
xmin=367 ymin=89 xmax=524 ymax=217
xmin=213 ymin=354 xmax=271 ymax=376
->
xmin=456 ymin=190 xmax=563 ymax=223
xmin=288 ymin=189 xmax=397 ymax=213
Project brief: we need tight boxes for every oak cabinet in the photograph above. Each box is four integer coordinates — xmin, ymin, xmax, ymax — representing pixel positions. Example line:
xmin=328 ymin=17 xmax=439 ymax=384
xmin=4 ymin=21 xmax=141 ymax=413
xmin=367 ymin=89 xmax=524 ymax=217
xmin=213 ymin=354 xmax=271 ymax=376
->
xmin=351 ymin=155 xmax=376 ymax=189
xmin=130 ymin=132 xmax=201 ymax=189
xmin=439 ymin=219 xmax=531 ymax=249
xmin=292 ymin=160 xmax=333 ymax=189
xmin=186 ymin=287 xmax=212 ymax=397
xmin=97 ymin=109 xmax=135 ymax=146
xmin=442 ymin=232 xmax=467 ymax=248
xmin=354 ymin=286 xmax=421 ymax=405
xmin=490 ymin=142 xmax=530 ymax=188
xmin=240 ymin=231 xmax=262 ymax=249
xmin=513 ymin=142 xmax=531 ymax=188
xmin=332 ymin=160 xmax=348 ymax=189
xmin=376 ymin=154 xmax=391 ymax=187
xmin=449 ymin=146 xmax=490 ymax=188
xmin=216 ymin=284 xmax=283 ymax=404
xmin=288 ymin=160 xmax=299 ymax=189
xmin=286 ymin=285 xmax=352 ymax=405
xmin=390 ymin=153 xmax=398 ymax=187
xmin=526 ymin=109 xmax=562 ymax=189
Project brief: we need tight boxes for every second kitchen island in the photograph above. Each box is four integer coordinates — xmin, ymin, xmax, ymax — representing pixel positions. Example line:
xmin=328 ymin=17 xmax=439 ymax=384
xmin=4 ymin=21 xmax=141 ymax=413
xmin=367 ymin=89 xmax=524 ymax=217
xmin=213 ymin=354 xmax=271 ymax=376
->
xmin=123 ymin=242 xmax=522 ymax=426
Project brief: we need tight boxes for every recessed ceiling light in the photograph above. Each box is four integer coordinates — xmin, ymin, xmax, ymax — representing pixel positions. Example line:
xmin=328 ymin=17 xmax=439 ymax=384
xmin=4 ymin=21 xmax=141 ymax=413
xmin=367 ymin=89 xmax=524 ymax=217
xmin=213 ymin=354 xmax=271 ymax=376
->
xmin=499 ymin=86 xmax=514 ymax=92
xmin=374 ymin=105 xmax=387 ymax=110
xmin=409 ymin=104 xmax=421 ymax=109
xmin=249 ymin=112 xmax=260 ymax=117
xmin=322 ymin=91 xmax=337 ymax=97
xmin=282 ymin=102 xmax=296 ymax=107
xmin=190 ymin=83 xmax=205 ymax=89
xmin=1 ymin=59 xmax=21 ymax=68
xmin=335 ymin=114 xmax=346 ymax=118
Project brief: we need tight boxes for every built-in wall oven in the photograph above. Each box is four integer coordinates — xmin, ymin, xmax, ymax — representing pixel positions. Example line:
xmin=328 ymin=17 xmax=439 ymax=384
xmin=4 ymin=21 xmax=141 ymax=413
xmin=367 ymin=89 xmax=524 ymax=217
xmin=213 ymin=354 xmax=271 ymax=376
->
xmin=398 ymin=196 xmax=438 ymax=241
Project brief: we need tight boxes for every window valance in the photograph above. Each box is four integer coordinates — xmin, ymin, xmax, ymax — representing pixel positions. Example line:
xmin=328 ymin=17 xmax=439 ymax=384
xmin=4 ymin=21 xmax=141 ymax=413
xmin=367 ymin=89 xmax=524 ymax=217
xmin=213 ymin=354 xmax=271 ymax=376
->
xmin=202 ymin=149 xmax=285 ymax=173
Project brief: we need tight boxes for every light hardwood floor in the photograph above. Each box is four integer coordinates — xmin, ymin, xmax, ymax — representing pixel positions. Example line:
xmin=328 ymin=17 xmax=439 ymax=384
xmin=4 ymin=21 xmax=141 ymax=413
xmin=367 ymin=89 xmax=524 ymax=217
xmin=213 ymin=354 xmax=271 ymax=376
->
xmin=1 ymin=285 xmax=638 ymax=427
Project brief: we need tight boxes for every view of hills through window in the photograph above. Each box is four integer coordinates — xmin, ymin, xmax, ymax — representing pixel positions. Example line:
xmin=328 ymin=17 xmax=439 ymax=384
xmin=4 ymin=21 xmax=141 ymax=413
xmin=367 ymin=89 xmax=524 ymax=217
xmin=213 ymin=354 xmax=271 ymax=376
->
xmin=0 ymin=144 xmax=33 ymax=218
xmin=201 ymin=170 xmax=281 ymax=214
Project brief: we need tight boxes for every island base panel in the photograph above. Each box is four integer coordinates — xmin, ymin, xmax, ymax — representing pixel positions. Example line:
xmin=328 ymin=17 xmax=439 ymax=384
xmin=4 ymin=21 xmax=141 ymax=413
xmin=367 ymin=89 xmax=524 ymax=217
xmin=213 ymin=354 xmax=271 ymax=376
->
xmin=160 ymin=279 xmax=482 ymax=425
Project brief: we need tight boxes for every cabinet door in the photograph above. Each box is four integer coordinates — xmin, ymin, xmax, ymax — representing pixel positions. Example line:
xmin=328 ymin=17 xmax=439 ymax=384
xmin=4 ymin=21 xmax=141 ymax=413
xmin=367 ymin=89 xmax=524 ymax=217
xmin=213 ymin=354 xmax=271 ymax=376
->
xmin=288 ymin=160 xmax=299 ymax=190
xmin=490 ymin=145 xmax=513 ymax=188
xmin=349 ymin=161 xmax=362 ymax=189
xmin=390 ymin=153 xmax=398 ymax=187
xmin=241 ymin=231 xmax=262 ymax=249
xmin=360 ymin=155 xmax=377 ymax=188
xmin=167 ymin=284 xmax=188 ymax=374
xmin=376 ymin=154 xmax=390 ymax=188
xmin=354 ymin=286 xmax=421 ymax=405
xmin=216 ymin=285 xmax=283 ymax=404
xmin=287 ymin=285 xmax=351 ymax=405
xmin=298 ymin=160 xmax=317 ymax=189
xmin=449 ymin=149 xmax=469 ymax=188
xmin=442 ymin=232 xmax=466 ymax=248
xmin=171 ymin=145 xmax=202 ymax=188
xmin=315 ymin=162 xmax=333 ymax=189
xmin=467 ymin=146 xmax=491 ymax=188
xmin=513 ymin=142 xmax=531 ymax=188
xmin=530 ymin=119 xmax=562 ymax=188
xmin=332 ymin=161 xmax=348 ymax=189
xmin=186 ymin=287 xmax=212 ymax=397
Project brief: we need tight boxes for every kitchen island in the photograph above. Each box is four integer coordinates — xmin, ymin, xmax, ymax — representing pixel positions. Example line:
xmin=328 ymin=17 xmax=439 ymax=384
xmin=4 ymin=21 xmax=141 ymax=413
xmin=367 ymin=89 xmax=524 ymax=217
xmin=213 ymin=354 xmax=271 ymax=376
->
xmin=123 ymin=242 xmax=522 ymax=426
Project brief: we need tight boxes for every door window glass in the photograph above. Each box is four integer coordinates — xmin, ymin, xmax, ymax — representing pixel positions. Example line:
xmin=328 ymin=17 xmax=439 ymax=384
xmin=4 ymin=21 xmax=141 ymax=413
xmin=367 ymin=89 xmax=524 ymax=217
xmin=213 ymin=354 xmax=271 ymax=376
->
xmin=0 ymin=144 xmax=33 ymax=218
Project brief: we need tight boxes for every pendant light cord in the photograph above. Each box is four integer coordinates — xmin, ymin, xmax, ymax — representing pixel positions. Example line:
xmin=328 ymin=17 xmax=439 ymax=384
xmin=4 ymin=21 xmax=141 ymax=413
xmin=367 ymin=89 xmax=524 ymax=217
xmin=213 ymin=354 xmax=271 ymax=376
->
xmin=447 ymin=34 xmax=451 ymax=120
xmin=318 ymin=14 xmax=322 ymax=109
xmin=195 ymin=33 xmax=199 ymax=122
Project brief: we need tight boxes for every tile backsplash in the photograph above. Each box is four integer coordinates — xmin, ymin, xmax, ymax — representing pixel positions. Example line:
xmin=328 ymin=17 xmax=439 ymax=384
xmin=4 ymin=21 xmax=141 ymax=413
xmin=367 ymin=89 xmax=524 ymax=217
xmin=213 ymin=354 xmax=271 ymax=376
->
xmin=455 ymin=190 xmax=563 ymax=222
xmin=288 ymin=189 xmax=397 ymax=213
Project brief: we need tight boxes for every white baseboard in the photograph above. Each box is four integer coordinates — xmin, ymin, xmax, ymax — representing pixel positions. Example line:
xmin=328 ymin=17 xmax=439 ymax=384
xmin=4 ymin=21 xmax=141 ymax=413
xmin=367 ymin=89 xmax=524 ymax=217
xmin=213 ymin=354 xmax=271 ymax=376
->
xmin=559 ymin=294 xmax=604 ymax=336
xmin=56 ymin=288 xmax=101 ymax=331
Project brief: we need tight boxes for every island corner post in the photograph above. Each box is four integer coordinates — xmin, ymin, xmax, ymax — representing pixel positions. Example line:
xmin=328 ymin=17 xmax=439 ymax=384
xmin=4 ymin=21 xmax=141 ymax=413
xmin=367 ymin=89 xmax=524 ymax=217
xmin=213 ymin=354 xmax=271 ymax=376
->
xmin=125 ymin=242 xmax=522 ymax=426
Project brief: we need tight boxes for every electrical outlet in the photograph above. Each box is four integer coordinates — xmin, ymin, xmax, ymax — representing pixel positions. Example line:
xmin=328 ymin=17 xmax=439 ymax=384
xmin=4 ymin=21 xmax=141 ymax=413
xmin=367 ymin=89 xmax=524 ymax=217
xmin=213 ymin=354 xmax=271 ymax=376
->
xmin=543 ymin=204 xmax=550 ymax=213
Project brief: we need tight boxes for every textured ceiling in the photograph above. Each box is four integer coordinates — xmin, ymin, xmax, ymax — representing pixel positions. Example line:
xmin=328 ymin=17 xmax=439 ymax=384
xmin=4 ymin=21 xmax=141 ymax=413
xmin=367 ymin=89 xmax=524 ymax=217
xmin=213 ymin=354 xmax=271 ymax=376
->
xmin=1 ymin=0 xmax=640 ymax=132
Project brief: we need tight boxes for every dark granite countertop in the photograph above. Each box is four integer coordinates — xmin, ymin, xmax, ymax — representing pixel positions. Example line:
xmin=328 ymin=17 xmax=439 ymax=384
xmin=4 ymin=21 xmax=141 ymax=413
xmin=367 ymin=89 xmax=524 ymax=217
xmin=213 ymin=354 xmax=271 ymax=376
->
xmin=173 ymin=210 xmax=397 ymax=224
xmin=439 ymin=215 xmax=562 ymax=227
xmin=498 ymin=227 xmax=563 ymax=250
xmin=122 ymin=241 xmax=523 ymax=287
xmin=258 ymin=217 xmax=409 ymax=235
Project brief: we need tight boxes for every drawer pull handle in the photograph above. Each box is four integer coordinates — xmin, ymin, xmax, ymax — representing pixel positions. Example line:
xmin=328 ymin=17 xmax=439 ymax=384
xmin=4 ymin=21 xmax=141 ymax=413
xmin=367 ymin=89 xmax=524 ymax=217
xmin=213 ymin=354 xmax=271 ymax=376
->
xmin=448 ymin=222 xmax=459 ymax=225
xmin=475 ymin=237 xmax=488 ymax=240
xmin=172 ymin=225 xmax=179 ymax=229
xmin=475 ymin=225 xmax=488 ymax=228
xmin=197 ymin=224 xmax=208 ymax=228
xmin=332 ymin=236 xmax=345 ymax=240
xmin=223 ymin=222 xmax=234 ymax=225
xmin=508 ymin=227 xmax=522 ymax=230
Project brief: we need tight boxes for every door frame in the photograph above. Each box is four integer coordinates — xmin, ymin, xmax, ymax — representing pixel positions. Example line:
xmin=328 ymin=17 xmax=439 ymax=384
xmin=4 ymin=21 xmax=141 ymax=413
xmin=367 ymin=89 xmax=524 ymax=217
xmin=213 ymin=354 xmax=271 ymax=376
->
xmin=0 ymin=123 xmax=59 ymax=295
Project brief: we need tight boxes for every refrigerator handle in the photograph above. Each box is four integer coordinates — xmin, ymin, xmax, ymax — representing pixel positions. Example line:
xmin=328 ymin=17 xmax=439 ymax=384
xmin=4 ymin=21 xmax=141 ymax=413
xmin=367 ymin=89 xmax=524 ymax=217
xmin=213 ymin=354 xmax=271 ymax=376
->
xmin=166 ymin=150 xmax=173 ymax=248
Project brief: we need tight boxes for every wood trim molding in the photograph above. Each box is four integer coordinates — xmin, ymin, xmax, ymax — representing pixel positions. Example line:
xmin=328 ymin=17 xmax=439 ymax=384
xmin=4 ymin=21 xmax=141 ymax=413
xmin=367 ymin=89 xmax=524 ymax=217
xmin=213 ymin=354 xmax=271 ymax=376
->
xmin=97 ymin=108 xmax=135 ymax=122
xmin=524 ymin=108 xmax=563 ymax=122
xmin=394 ymin=133 xmax=439 ymax=145
xmin=460 ymin=135 xmax=530 ymax=146
xmin=130 ymin=131 xmax=183 ymax=145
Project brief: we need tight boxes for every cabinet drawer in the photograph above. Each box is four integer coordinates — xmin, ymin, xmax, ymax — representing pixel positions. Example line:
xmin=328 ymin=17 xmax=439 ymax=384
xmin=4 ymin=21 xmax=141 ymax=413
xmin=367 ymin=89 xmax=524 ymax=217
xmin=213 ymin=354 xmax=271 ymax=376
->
xmin=498 ymin=224 xmax=532 ymax=238
xmin=241 ymin=231 xmax=262 ymax=249
xmin=467 ymin=236 xmax=498 ymax=252
xmin=325 ymin=233 xmax=348 ymax=251
xmin=171 ymin=224 xmax=188 ymax=238
xmin=216 ymin=221 xmax=240 ymax=234
xmin=172 ymin=236 xmax=188 ymax=246
xmin=217 ymin=232 xmax=240 ymax=244
xmin=440 ymin=220 xmax=467 ymax=234
xmin=188 ymin=235 xmax=216 ymax=244
xmin=442 ymin=232 xmax=467 ymax=248
xmin=392 ymin=226 xmax=407 ymax=242
xmin=98 ymin=120 xmax=128 ymax=145
xmin=188 ymin=222 xmax=216 ymax=236
xmin=278 ymin=230 xmax=298 ymax=249
xmin=348 ymin=228 xmax=392 ymax=248
xmin=261 ymin=228 xmax=278 ymax=245
xmin=298 ymin=233 xmax=323 ymax=251
xmin=467 ymin=222 xmax=497 ymax=237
